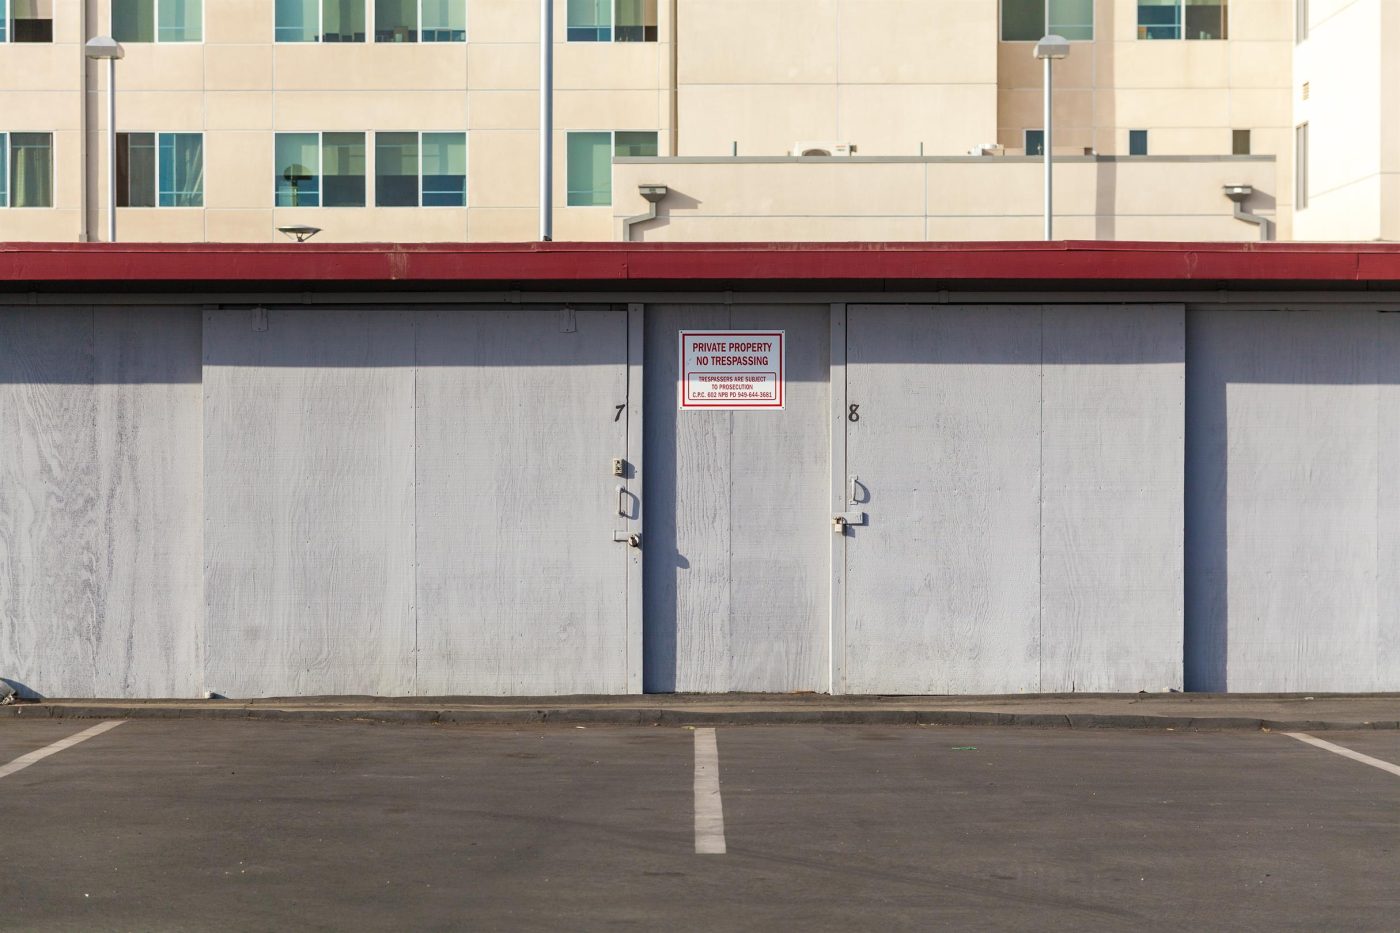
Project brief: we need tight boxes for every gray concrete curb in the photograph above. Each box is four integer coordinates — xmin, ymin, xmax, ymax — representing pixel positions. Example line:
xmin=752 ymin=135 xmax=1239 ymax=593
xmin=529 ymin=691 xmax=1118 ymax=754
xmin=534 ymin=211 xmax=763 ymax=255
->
xmin=1 ymin=703 xmax=1396 ymax=731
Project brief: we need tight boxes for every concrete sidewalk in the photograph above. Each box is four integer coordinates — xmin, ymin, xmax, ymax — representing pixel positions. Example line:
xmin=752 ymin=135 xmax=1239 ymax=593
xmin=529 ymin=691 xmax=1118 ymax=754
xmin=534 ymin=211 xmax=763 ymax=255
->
xmin=2 ymin=692 xmax=1399 ymax=731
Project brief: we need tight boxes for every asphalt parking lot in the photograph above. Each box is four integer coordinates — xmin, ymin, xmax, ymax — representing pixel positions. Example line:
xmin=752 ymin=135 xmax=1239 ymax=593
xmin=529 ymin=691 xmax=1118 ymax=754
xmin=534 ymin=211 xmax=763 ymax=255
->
xmin=1 ymin=721 xmax=1398 ymax=932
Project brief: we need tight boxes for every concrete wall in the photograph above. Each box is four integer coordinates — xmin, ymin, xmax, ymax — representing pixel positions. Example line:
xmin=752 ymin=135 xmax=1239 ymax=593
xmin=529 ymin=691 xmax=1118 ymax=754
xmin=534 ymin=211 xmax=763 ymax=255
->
xmin=614 ymin=155 xmax=1277 ymax=241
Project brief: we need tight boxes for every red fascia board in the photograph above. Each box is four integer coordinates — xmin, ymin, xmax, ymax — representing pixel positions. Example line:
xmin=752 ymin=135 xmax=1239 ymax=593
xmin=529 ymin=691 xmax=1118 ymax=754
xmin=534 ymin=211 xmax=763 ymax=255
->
xmin=0 ymin=241 xmax=1398 ymax=283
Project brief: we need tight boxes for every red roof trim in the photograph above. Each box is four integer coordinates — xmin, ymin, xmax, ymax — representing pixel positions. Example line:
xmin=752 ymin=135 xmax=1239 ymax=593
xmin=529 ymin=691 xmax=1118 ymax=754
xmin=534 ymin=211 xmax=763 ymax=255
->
xmin=0 ymin=241 xmax=1397 ymax=283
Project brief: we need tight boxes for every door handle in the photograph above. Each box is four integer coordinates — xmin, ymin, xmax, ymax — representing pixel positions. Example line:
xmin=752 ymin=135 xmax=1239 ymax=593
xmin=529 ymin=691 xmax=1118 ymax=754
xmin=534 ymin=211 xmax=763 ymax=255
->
xmin=617 ymin=484 xmax=627 ymax=517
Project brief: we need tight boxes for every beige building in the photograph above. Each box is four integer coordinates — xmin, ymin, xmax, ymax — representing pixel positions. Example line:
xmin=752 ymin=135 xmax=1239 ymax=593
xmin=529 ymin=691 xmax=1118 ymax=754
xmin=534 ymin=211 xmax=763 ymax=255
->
xmin=0 ymin=0 xmax=1380 ymax=242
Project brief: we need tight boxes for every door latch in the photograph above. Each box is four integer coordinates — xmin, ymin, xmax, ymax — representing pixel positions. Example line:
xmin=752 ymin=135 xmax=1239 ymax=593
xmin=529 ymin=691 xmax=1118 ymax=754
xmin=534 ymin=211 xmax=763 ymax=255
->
xmin=613 ymin=530 xmax=642 ymax=548
xmin=833 ymin=511 xmax=867 ymax=532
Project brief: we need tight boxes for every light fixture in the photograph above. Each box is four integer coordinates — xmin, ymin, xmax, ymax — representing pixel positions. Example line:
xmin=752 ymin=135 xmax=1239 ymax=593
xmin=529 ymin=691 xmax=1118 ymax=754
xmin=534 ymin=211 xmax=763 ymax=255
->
xmin=1033 ymin=35 xmax=1071 ymax=241
xmin=277 ymin=224 xmax=322 ymax=243
xmin=1033 ymin=35 xmax=1071 ymax=60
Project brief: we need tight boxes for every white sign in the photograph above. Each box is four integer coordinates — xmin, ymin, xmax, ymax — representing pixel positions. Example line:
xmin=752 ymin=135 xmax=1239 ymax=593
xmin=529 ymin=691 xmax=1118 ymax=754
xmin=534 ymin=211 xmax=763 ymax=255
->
xmin=679 ymin=330 xmax=785 ymax=410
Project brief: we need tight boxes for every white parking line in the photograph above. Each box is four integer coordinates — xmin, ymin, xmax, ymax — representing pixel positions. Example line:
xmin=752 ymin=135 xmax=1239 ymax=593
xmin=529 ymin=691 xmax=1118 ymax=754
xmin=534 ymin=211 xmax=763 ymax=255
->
xmin=1284 ymin=732 xmax=1400 ymax=778
xmin=693 ymin=727 xmax=726 ymax=854
xmin=0 ymin=721 xmax=126 ymax=780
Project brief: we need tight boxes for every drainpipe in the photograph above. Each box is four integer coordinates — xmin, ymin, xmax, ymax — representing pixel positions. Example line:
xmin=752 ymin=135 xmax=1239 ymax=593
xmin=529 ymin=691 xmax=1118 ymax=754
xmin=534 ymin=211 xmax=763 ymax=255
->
xmin=539 ymin=0 xmax=553 ymax=241
xmin=668 ymin=0 xmax=679 ymax=156
xmin=77 ymin=0 xmax=89 ymax=241
xmin=1224 ymin=184 xmax=1272 ymax=241
xmin=621 ymin=184 xmax=668 ymax=241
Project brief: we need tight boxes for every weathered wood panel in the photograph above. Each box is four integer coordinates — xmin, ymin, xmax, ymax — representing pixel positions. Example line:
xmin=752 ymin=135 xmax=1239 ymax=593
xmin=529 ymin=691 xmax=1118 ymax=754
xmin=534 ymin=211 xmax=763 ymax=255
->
xmin=413 ymin=308 xmax=630 ymax=695
xmin=1186 ymin=309 xmax=1381 ymax=691
xmin=644 ymin=304 xmax=829 ymax=692
xmin=1040 ymin=304 xmax=1184 ymax=692
xmin=93 ymin=309 xmax=204 ymax=697
xmin=203 ymin=309 xmax=416 ymax=697
xmin=0 ymin=308 xmax=98 ymax=698
xmin=845 ymin=305 xmax=1042 ymax=694
xmin=1377 ymin=313 xmax=1400 ymax=690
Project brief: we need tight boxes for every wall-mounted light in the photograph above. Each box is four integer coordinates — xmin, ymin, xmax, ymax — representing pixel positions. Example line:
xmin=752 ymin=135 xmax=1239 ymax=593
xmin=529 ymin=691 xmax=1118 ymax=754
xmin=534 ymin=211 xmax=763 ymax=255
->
xmin=277 ymin=224 xmax=322 ymax=243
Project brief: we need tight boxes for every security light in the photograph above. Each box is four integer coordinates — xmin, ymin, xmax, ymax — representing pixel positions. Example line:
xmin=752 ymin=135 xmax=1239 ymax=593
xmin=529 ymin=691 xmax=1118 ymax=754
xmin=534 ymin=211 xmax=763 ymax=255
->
xmin=277 ymin=225 xmax=322 ymax=243
xmin=1034 ymin=35 xmax=1071 ymax=60
xmin=84 ymin=36 xmax=125 ymax=60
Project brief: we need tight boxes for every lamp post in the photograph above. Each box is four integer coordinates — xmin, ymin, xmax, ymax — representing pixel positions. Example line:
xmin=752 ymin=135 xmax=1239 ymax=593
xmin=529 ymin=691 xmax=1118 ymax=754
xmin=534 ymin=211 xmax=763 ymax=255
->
xmin=539 ymin=0 xmax=553 ymax=241
xmin=1033 ymin=35 xmax=1069 ymax=241
xmin=84 ymin=36 xmax=125 ymax=243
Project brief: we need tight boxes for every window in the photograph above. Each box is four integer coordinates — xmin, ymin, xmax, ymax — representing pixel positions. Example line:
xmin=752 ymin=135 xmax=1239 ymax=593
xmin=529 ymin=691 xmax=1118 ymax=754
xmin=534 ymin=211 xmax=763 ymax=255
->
xmin=113 ymin=0 xmax=202 ymax=42
xmin=566 ymin=130 xmax=656 ymax=206
xmin=1001 ymin=0 xmax=1093 ymax=41
xmin=8 ymin=0 xmax=52 ymax=41
xmin=1232 ymin=129 xmax=1250 ymax=155
xmin=277 ymin=0 xmax=462 ymax=42
xmin=117 ymin=133 xmax=203 ymax=206
xmin=1 ymin=133 xmax=53 ymax=207
xmin=1295 ymin=123 xmax=1308 ymax=210
xmin=372 ymin=132 xmax=465 ymax=206
xmin=1129 ymin=130 xmax=1148 ymax=155
xmin=1138 ymin=0 xmax=1226 ymax=39
xmin=1025 ymin=129 xmax=1044 ymax=156
xmin=277 ymin=0 xmax=367 ymax=42
xmin=420 ymin=0 xmax=465 ymax=41
xmin=567 ymin=0 xmax=657 ymax=42
xmin=421 ymin=133 xmax=467 ymax=205
xmin=275 ymin=132 xmax=366 ymax=207
xmin=1296 ymin=0 xmax=1307 ymax=42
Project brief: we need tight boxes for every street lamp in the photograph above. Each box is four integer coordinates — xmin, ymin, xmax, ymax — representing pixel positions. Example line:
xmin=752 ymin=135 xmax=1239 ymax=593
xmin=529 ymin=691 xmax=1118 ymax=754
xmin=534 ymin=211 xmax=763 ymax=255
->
xmin=1033 ymin=35 xmax=1070 ymax=241
xmin=84 ymin=36 xmax=125 ymax=244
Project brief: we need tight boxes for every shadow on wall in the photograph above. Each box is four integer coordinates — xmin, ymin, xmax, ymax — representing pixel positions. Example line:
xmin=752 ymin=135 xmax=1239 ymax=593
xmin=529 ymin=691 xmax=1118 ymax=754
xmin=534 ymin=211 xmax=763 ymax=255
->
xmin=630 ymin=188 xmax=702 ymax=241
xmin=1185 ymin=308 xmax=1396 ymax=692
xmin=1095 ymin=159 xmax=1117 ymax=241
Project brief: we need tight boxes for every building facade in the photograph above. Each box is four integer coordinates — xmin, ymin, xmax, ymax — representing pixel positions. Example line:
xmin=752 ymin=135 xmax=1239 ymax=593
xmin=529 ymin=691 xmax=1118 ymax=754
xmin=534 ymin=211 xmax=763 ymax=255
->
xmin=0 ymin=0 xmax=1384 ymax=242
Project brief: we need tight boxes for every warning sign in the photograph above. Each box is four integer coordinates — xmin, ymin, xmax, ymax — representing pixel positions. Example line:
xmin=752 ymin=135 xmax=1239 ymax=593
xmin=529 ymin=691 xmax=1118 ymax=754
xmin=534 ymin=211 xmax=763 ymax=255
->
xmin=679 ymin=330 xmax=785 ymax=410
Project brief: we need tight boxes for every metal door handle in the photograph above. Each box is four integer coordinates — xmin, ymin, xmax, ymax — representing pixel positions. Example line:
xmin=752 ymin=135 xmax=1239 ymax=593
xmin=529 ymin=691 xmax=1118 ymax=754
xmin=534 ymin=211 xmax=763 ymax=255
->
xmin=617 ymin=484 xmax=627 ymax=516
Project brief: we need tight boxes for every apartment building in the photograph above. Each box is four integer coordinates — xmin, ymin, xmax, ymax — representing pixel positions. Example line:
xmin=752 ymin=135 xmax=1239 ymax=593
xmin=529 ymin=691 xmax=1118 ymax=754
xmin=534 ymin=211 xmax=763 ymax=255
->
xmin=0 ymin=0 xmax=1383 ymax=242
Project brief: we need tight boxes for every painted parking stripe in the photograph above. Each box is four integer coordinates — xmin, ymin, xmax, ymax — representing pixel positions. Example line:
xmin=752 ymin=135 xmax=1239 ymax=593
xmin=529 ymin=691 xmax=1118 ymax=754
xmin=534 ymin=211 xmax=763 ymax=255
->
xmin=1284 ymin=732 xmax=1400 ymax=778
xmin=693 ymin=727 xmax=727 ymax=854
xmin=0 ymin=721 xmax=126 ymax=780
